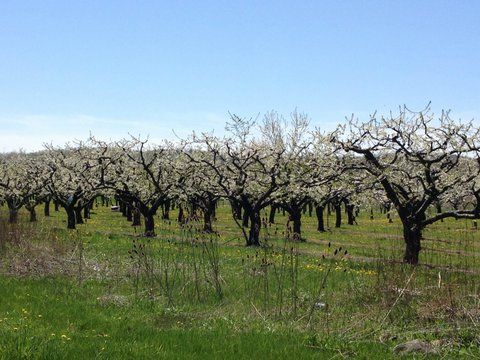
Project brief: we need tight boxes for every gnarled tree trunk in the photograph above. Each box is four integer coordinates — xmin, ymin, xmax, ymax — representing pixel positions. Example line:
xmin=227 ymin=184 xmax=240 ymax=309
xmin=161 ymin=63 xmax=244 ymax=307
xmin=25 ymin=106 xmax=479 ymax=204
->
xmin=203 ymin=204 xmax=215 ymax=233
xmin=268 ymin=204 xmax=277 ymax=224
xmin=242 ymin=207 xmax=250 ymax=228
xmin=44 ymin=200 xmax=50 ymax=217
xmin=27 ymin=206 xmax=37 ymax=222
xmin=132 ymin=206 xmax=141 ymax=226
xmin=346 ymin=204 xmax=355 ymax=225
xmin=84 ymin=205 xmax=90 ymax=220
xmin=335 ymin=203 xmax=342 ymax=228
xmin=403 ymin=225 xmax=422 ymax=265
xmin=289 ymin=207 xmax=303 ymax=241
xmin=177 ymin=205 xmax=185 ymax=225
xmin=66 ymin=208 xmax=76 ymax=229
xmin=75 ymin=207 xmax=84 ymax=224
xmin=144 ymin=214 xmax=155 ymax=236
xmin=247 ymin=211 xmax=261 ymax=246
xmin=126 ymin=205 xmax=132 ymax=221
xmin=162 ymin=199 xmax=171 ymax=220
xmin=7 ymin=201 xmax=18 ymax=224
xmin=231 ymin=201 xmax=242 ymax=220
xmin=315 ymin=205 xmax=325 ymax=232
xmin=8 ymin=209 xmax=18 ymax=224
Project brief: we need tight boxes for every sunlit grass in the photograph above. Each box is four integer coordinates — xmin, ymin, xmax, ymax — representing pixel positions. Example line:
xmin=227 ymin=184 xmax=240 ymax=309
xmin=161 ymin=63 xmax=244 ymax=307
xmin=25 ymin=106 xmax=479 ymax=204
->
xmin=0 ymin=203 xmax=479 ymax=358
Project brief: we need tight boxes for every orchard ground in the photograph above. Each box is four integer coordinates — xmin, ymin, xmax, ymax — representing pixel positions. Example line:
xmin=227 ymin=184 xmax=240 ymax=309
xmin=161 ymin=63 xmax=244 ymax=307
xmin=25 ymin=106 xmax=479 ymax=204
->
xmin=0 ymin=203 xmax=479 ymax=359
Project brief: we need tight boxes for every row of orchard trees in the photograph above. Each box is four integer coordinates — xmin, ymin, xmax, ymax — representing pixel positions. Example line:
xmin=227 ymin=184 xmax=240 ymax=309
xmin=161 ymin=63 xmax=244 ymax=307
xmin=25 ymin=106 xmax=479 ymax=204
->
xmin=1 ymin=105 xmax=480 ymax=264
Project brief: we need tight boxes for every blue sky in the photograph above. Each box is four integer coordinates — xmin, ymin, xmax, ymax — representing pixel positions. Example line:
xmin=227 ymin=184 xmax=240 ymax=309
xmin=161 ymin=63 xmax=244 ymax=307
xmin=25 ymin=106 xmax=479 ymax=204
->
xmin=0 ymin=0 xmax=479 ymax=150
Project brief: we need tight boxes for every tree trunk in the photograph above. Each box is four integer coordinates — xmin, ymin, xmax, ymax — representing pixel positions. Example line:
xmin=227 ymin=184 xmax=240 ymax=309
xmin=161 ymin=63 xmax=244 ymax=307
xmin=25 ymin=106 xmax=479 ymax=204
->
xmin=346 ymin=204 xmax=355 ymax=225
xmin=8 ymin=206 xmax=18 ymax=224
xmin=28 ymin=207 xmax=37 ymax=222
xmin=54 ymin=201 xmax=59 ymax=212
xmin=75 ymin=207 xmax=84 ymax=224
xmin=162 ymin=200 xmax=170 ymax=220
xmin=144 ymin=214 xmax=155 ymax=236
xmin=203 ymin=206 xmax=214 ymax=233
xmin=67 ymin=208 xmax=76 ymax=229
xmin=132 ymin=207 xmax=141 ymax=226
xmin=403 ymin=226 xmax=422 ymax=265
xmin=177 ymin=205 xmax=185 ymax=224
xmin=126 ymin=205 xmax=132 ymax=221
xmin=242 ymin=207 xmax=250 ymax=227
xmin=290 ymin=208 xmax=302 ymax=241
xmin=436 ymin=202 xmax=442 ymax=213
xmin=84 ymin=204 xmax=91 ymax=219
xmin=212 ymin=201 xmax=217 ymax=219
xmin=44 ymin=200 xmax=50 ymax=217
xmin=268 ymin=204 xmax=277 ymax=224
xmin=436 ymin=201 xmax=443 ymax=222
xmin=231 ymin=201 xmax=242 ymax=220
xmin=386 ymin=203 xmax=391 ymax=213
xmin=315 ymin=205 xmax=325 ymax=232
xmin=247 ymin=211 xmax=261 ymax=246
xmin=190 ymin=202 xmax=198 ymax=216
xmin=335 ymin=204 xmax=342 ymax=228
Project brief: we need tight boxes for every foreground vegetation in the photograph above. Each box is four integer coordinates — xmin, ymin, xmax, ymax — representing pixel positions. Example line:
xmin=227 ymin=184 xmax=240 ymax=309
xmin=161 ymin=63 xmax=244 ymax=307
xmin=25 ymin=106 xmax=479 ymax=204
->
xmin=0 ymin=204 xmax=479 ymax=359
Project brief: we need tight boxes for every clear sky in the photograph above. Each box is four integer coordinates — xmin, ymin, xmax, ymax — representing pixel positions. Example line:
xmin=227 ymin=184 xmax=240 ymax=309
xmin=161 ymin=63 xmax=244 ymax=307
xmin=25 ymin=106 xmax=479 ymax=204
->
xmin=1 ymin=0 xmax=479 ymax=151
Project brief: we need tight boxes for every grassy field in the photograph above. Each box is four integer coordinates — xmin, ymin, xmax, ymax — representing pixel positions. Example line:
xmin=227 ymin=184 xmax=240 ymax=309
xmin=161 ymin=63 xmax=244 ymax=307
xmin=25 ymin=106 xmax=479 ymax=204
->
xmin=0 ymin=203 xmax=479 ymax=359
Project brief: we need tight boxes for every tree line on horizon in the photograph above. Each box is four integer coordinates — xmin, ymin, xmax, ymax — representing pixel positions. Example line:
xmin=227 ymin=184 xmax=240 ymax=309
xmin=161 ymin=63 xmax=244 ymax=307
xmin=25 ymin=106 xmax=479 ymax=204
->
xmin=1 ymin=105 xmax=480 ymax=265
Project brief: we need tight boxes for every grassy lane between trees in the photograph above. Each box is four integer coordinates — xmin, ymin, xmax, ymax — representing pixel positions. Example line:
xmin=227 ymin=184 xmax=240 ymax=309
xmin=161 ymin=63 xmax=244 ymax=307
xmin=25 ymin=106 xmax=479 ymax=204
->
xmin=0 ymin=204 xmax=479 ymax=358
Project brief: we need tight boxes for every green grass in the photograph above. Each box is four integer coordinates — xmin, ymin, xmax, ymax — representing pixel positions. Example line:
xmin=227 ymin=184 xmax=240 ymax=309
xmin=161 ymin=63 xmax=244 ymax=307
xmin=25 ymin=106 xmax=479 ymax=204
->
xmin=0 ymin=203 xmax=479 ymax=358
